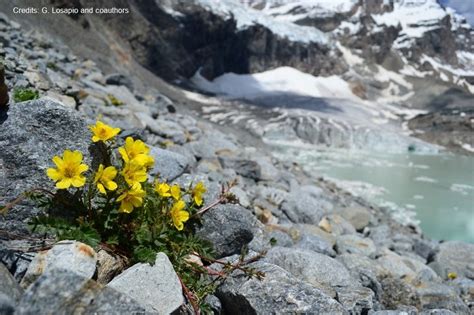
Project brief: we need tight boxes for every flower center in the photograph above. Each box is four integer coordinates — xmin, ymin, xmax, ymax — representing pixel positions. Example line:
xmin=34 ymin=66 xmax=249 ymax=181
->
xmin=64 ymin=166 xmax=75 ymax=178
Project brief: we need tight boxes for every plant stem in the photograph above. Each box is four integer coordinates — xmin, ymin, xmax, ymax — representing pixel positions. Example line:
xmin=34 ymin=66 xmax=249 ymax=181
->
xmin=178 ymin=275 xmax=200 ymax=315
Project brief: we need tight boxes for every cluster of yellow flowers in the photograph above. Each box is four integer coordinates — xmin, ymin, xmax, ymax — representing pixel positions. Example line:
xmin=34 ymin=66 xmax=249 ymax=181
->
xmin=46 ymin=120 xmax=206 ymax=231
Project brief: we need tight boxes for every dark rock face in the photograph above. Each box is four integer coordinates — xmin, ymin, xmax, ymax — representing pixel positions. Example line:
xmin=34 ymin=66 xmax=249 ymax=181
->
xmin=409 ymin=16 xmax=458 ymax=65
xmin=408 ymin=105 xmax=474 ymax=155
xmin=196 ymin=204 xmax=261 ymax=258
xmin=45 ymin=0 xmax=346 ymax=81
xmin=0 ymin=62 xmax=8 ymax=108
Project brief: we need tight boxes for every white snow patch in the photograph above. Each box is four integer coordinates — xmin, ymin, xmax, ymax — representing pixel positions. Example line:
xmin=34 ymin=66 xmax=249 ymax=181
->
xmin=414 ymin=176 xmax=438 ymax=183
xmin=191 ymin=66 xmax=361 ymax=101
xmin=372 ymin=0 xmax=448 ymax=41
xmin=257 ymin=0 xmax=358 ymax=21
xmin=190 ymin=0 xmax=329 ymax=44
xmin=461 ymin=143 xmax=474 ymax=153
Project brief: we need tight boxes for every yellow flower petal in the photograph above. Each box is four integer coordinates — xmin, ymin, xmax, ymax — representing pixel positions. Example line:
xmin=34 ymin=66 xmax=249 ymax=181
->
xmin=170 ymin=185 xmax=181 ymax=201
xmin=97 ymin=183 xmax=106 ymax=194
xmin=71 ymin=176 xmax=86 ymax=188
xmin=56 ymin=179 xmax=72 ymax=189
xmin=47 ymin=168 xmax=61 ymax=181
xmin=104 ymin=181 xmax=117 ymax=191
xmin=52 ymin=156 xmax=64 ymax=168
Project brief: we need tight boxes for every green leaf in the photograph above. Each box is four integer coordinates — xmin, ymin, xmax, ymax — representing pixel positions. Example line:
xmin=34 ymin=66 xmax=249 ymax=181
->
xmin=133 ymin=246 xmax=156 ymax=264
xmin=106 ymin=235 xmax=119 ymax=246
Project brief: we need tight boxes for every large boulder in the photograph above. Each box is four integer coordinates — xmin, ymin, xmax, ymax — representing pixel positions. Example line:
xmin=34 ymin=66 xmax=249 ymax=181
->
xmin=0 ymin=99 xmax=90 ymax=237
xmin=216 ymin=262 xmax=345 ymax=314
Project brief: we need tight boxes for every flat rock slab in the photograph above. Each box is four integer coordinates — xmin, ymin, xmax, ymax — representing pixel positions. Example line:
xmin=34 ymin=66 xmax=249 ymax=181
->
xmin=108 ymin=252 xmax=183 ymax=314
xmin=217 ymin=262 xmax=345 ymax=314
xmin=264 ymin=247 xmax=354 ymax=289
xmin=17 ymin=268 xmax=144 ymax=314
xmin=21 ymin=240 xmax=97 ymax=289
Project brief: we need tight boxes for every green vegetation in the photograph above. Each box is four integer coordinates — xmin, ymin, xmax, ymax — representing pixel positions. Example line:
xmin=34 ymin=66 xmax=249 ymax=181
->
xmin=13 ymin=87 xmax=39 ymax=102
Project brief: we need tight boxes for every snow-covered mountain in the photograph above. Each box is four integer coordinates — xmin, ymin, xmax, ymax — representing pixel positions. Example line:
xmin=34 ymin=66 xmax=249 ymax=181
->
xmin=160 ymin=0 xmax=473 ymax=153
xmin=6 ymin=0 xmax=471 ymax=153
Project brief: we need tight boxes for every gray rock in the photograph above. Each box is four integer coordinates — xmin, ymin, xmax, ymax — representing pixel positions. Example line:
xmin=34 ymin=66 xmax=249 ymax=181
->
xmin=21 ymin=240 xmax=97 ymax=289
xmin=379 ymin=276 xmax=421 ymax=311
xmin=416 ymin=283 xmax=470 ymax=314
xmin=141 ymin=115 xmax=187 ymax=144
xmin=204 ymin=295 xmax=222 ymax=314
xmin=413 ymin=238 xmax=438 ymax=261
xmin=105 ymin=73 xmax=133 ymax=90
xmin=149 ymin=146 xmax=190 ymax=181
xmin=108 ymin=252 xmax=183 ymax=314
xmin=196 ymin=204 xmax=261 ymax=258
xmin=186 ymin=132 xmax=238 ymax=159
xmin=0 ymin=250 xmax=35 ymax=282
xmin=377 ymin=250 xmax=438 ymax=281
xmin=218 ymin=156 xmax=261 ymax=180
xmin=280 ymin=188 xmax=333 ymax=224
xmin=368 ymin=225 xmax=393 ymax=248
xmin=96 ymin=249 xmax=127 ymax=285
xmin=337 ymin=253 xmax=385 ymax=297
xmin=264 ymin=247 xmax=354 ymax=289
xmin=318 ymin=214 xmax=356 ymax=236
xmin=336 ymin=234 xmax=377 ymax=257
xmin=0 ymin=263 xmax=23 ymax=302
xmin=21 ymin=241 xmax=97 ymax=288
xmin=429 ymin=241 xmax=474 ymax=280
xmin=295 ymin=233 xmax=336 ymax=257
xmin=216 ymin=262 xmax=346 ymax=314
xmin=295 ymin=224 xmax=337 ymax=246
xmin=229 ymin=186 xmax=250 ymax=208
xmin=0 ymin=293 xmax=15 ymax=315
xmin=0 ymin=99 xmax=90 ymax=237
xmin=17 ymin=269 xmax=144 ymax=314
xmin=263 ymin=229 xmax=294 ymax=248
xmin=420 ymin=310 xmax=457 ymax=315
xmin=336 ymin=286 xmax=375 ymax=314
xmin=338 ymin=206 xmax=372 ymax=230
xmin=173 ymin=173 xmax=221 ymax=207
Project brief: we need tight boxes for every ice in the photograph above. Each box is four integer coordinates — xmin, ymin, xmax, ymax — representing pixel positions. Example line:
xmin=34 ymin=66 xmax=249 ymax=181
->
xmin=189 ymin=0 xmax=329 ymax=44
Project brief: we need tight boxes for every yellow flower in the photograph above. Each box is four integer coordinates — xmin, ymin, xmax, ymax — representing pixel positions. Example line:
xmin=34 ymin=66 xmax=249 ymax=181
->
xmin=89 ymin=121 xmax=121 ymax=142
xmin=192 ymin=181 xmax=207 ymax=206
xmin=118 ymin=137 xmax=154 ymax=168
xmin=117 ymin=182 xmax=146 ymax=213
xmin=155 ymin=182 xmax=171 ymax=198
xmin=47 ymin=150 xmax=89 ymax=189
xmin=121 ymin=161 xmax=147 ymax=185
xmin=170 ymin=200 xmax=189 ymax=231
xmin=170 ymin=184 xmax=181 ymax=201
xmin=94 ymin=164 xmax=118 ymax=194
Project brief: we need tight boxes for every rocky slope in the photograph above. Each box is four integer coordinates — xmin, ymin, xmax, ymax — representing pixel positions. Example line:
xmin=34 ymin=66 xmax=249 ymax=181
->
xmin=1 ymin=8 xmax=474 ymax=315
